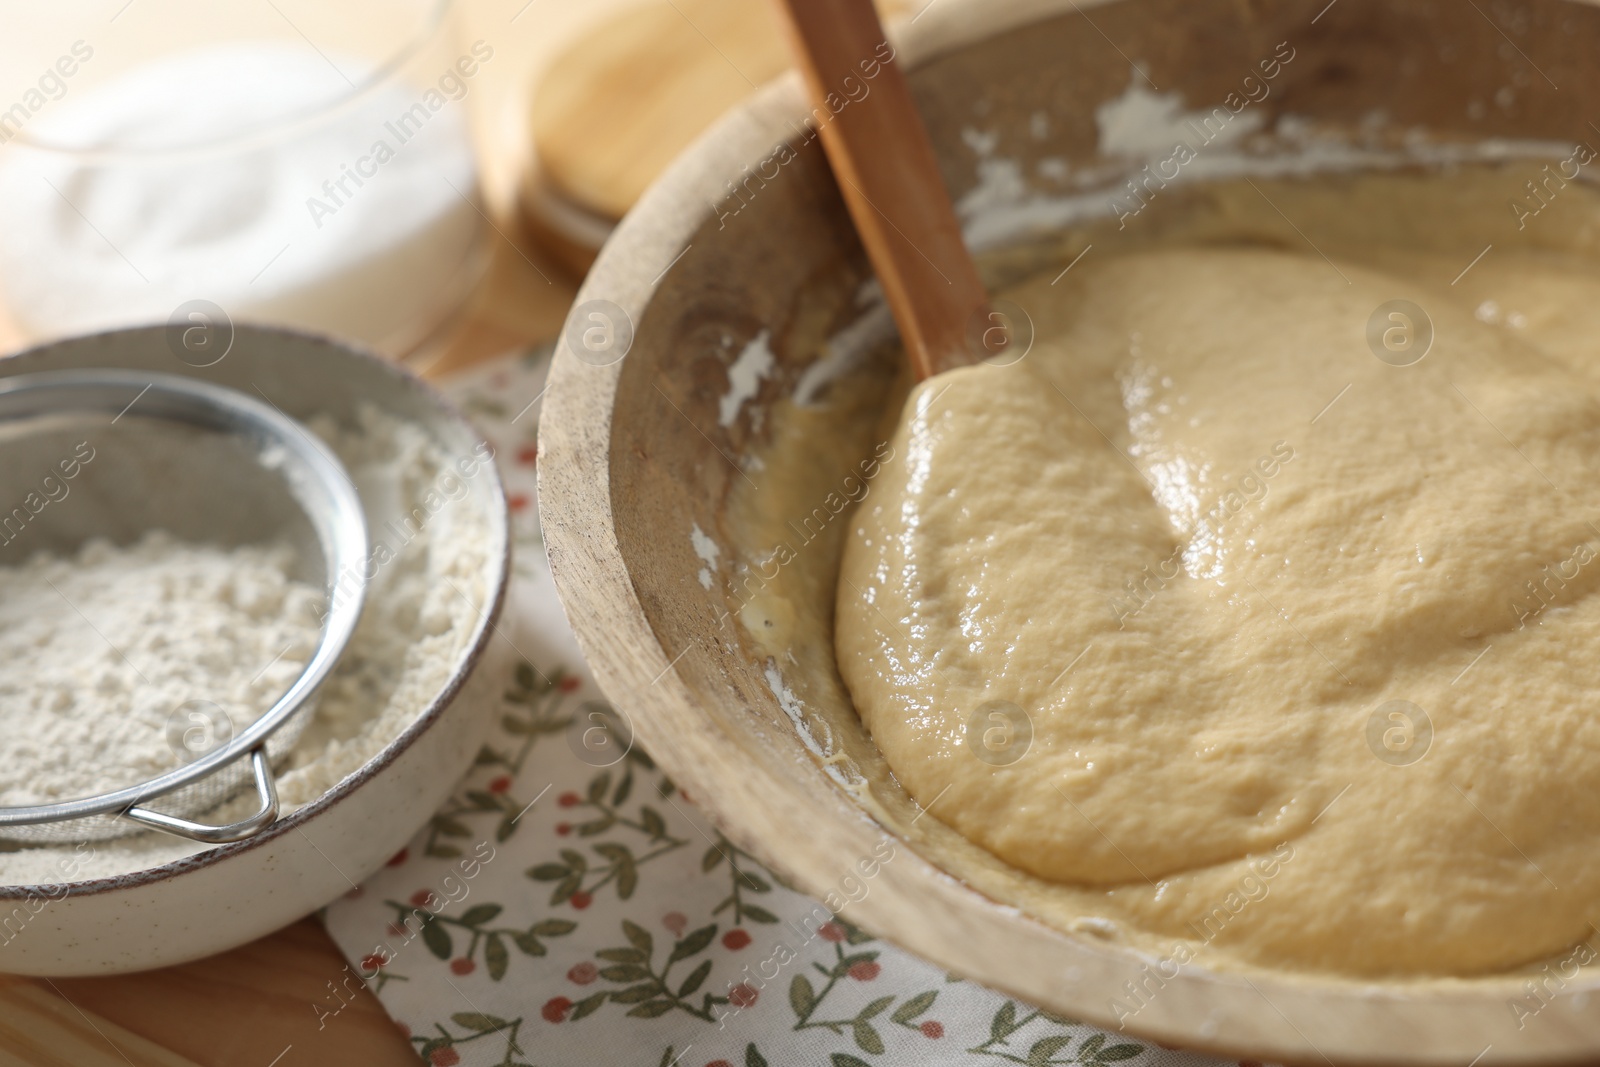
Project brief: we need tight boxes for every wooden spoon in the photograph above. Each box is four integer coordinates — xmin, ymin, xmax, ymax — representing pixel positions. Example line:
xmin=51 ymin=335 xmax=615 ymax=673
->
xmin=769 ymin=0 xmax=993 ymax=380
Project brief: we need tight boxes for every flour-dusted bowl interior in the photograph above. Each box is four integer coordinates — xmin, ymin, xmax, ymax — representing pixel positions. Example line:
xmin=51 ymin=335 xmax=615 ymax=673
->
xmin=0 ymin=324 xmax=510 ymax=975
xmin=538 ymin=0 xmax=1600 ymax=1062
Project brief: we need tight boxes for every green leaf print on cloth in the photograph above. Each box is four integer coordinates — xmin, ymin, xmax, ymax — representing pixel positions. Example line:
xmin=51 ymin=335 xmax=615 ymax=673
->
xmin=323 ymin=350 xmax=1232 ymax=1067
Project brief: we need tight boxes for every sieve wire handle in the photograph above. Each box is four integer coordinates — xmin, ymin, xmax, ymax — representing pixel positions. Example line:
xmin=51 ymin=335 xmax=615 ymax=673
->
xmin=119 ymin=747 xmax=280 ymax=844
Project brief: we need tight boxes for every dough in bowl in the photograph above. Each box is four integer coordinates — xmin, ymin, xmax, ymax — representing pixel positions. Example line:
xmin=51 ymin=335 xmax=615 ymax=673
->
xmin=836 ymin=184 xmax=1600 ymax=977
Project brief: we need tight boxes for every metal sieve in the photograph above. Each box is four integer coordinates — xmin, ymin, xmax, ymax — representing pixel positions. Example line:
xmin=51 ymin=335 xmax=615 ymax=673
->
xmin=0 ymin=370 xmax=368 ymax=845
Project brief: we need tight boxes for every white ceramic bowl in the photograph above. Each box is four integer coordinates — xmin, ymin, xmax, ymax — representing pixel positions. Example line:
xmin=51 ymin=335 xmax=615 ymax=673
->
xmin=0 ymin=324 xmax=510 ymax=975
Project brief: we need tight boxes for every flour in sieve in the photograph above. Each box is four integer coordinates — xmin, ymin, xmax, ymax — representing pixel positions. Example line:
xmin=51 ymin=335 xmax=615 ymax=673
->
xmin=0 ymin=405 xmax=492 ymax=883
xmin=0 ymin=532 xmax=322 ymax=807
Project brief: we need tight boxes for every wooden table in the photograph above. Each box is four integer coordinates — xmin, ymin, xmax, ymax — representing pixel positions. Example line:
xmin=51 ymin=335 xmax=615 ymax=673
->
xmin=0 ymin=205 xmax=578 ymax=1067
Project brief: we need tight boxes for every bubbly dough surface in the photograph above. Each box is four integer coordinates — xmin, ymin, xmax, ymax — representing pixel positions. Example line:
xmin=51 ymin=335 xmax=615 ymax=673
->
xmin=835 ymin=199 xmax=1600 ymax=977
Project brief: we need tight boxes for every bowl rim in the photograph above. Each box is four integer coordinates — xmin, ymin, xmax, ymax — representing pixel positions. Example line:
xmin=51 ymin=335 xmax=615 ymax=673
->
xmin=5 ymin=0 xmax=458 ymax=162
xmin=0 ymin=321 xmax=512 ymax=899
xmin=536 ymin=1 xmax=1600 ymax=1062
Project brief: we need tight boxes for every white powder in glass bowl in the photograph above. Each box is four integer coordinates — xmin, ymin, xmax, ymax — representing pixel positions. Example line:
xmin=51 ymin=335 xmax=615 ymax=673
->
xmin=0 ymin=43 xmax=484 ymax=351
xmin=0 ymin=405 xmax=492 ymax=884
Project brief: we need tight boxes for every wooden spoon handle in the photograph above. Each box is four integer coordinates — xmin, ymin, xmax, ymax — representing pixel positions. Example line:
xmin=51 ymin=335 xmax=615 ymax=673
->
xmin=770 ymin=0 xmax=988 ymax=380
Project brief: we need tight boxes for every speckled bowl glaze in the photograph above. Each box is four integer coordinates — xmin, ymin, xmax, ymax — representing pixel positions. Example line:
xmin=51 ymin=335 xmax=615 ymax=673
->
xmin=0 ymin=324 xmax=510 ymax=976
xmin=538 ymin=0 xmax=1600 ymax=1062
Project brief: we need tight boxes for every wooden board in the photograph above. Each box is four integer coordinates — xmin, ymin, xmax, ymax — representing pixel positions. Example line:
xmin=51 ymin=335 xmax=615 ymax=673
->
xmin=527 ymin=0 xmax=792 ymax=222
xmin=520 ymin=0 xmax=918 ymax=269
xmin=0 ymin=920 xmax=410 ymax=1067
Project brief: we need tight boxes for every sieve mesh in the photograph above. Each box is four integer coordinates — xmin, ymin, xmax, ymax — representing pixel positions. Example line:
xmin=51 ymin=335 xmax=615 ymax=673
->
xmin=0 ymin=371 xmax=367 ymax=846
xmin=1 ymin=699 xmax=314 ymax=845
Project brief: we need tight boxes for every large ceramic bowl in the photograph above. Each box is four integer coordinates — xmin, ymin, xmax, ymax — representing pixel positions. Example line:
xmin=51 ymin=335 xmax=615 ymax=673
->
xmin=0 ymin=324 xmax=510 ymax=975
xmin=538 ymin=0 xmax=1600 ymax=1061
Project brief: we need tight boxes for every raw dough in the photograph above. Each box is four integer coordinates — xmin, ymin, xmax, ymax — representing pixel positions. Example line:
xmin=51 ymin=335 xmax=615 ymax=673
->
xmin=825 ymin=167 xmax=1600 ymax=977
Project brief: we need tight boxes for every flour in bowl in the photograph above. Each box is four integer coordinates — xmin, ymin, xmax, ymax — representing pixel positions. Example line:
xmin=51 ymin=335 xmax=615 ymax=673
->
xmin=0 ymin=405 xmax=493 ymax=883
xmin=0 ymin=532 xmax=322 ymax=807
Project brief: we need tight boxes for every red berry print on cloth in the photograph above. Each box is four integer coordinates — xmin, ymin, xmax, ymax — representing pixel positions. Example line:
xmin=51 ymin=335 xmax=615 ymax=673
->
xmin=380 ymin=892 xmax=575 ymax=987
xmin=321 ymin=356 xmax=1167 ymax=1067
xmin=788 ymin=927 xmax=941 ymax=1055
xmin=848 ymin=961 xmax=881 ymax=982
xmin=526 ymin=768 xmax=690 ymax=913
